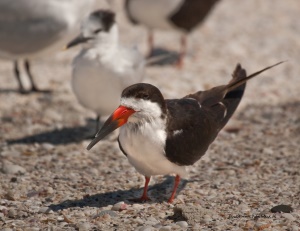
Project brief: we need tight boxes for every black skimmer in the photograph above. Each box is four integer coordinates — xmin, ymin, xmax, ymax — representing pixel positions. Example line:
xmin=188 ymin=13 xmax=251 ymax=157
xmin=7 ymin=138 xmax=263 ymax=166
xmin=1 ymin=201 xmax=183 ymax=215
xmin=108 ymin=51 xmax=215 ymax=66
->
xmin=65 ymin=10 xmax=145 ymax=133
xmin=0 ymin=0 xmax=96 ymax=93
xmin=87 ymin=61 xmax=283 ymax=203
xmin=125 ymin=0 xmax=220 ymax=67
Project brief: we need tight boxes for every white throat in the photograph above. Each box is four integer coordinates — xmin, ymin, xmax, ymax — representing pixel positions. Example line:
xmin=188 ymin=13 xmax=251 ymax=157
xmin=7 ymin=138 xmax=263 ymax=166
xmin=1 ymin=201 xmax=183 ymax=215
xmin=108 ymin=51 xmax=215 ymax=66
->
xmin=84 ymin=24 xmax=119 ymax=58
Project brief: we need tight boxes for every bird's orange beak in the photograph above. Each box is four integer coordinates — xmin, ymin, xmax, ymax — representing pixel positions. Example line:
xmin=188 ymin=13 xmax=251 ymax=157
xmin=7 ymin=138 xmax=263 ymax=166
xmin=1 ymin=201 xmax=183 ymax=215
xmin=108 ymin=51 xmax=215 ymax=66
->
xmin=87 ymin=106 xmax=135 ymax=150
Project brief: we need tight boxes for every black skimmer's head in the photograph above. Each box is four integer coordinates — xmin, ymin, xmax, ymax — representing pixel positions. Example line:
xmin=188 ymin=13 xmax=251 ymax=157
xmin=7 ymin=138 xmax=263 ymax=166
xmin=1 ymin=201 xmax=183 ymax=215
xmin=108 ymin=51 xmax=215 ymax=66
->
xmin=87 ymin=62 xmax=283 ymax=203
xmin=66 ymin=10 xmax=117 ymax=49
xmin=87 ymin=83 xmax=167 ymax=147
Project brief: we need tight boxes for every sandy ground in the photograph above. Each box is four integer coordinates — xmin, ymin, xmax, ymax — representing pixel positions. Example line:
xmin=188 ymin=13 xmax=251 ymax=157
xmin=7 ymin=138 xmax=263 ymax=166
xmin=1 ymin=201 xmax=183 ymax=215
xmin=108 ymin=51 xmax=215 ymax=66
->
xmin=0 ymin=0 xmax=299 ymax=230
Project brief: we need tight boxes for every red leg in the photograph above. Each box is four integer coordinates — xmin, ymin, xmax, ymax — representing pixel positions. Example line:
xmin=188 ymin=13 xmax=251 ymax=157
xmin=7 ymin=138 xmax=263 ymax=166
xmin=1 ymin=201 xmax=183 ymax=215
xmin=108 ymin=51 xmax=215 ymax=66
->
xmin=130 ymin=176 xmax=151 ymax=202
xmin=168 ymin=175 xmax=181 ymax=203
xmin=140 ymin=176 xmax=151 ymax=201
xmin=176 ymin=35 xmax=186 ymax=69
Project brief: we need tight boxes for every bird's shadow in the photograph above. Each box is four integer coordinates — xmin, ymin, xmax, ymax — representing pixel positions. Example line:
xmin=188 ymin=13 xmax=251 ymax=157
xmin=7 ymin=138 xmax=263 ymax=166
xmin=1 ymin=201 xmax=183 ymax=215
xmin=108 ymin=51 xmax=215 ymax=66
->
xmin=147 ymin=47 xmax=180 ymax=66
xmin=49 ymin=176 xmax=190 ymax=211
xmin=6 ymin=119 xmax=99 ymax=145
xmin=0 ymin=88 xmax=52 ymax=95
xmin=0 ymin=88 xmax=21 ymax=94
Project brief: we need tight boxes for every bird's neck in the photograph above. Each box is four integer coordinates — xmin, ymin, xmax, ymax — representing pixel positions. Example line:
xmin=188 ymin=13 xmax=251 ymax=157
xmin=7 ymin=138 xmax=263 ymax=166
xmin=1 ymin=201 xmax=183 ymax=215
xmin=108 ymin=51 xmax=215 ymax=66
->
xmin=86 ymin=25 xmax=119 ymax=58
xmin=123 ymin=115 xmax=167 ymax=145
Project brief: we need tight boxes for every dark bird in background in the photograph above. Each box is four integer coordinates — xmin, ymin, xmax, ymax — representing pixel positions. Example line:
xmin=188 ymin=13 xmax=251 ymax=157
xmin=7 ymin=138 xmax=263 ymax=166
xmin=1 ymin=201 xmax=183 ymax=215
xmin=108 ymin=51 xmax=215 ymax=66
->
xmin=87 ymin=61 xmax=283 ymax=203
xmin=125 ymin=0 xmax=220 ymax=68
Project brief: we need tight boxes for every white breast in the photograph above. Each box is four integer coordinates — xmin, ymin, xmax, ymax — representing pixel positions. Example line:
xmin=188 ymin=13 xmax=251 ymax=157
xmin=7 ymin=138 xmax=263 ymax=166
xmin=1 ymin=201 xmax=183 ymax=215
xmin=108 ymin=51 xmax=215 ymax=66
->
xmin=128 ymin=0 xmax=185 ymax=31
xmin=119 ymin=120 xmax=187 ymax=178
xmin=71 ymin=48 xmax=144 ymax=116
xmin=72 ymin=54 xmax=121 ymax=116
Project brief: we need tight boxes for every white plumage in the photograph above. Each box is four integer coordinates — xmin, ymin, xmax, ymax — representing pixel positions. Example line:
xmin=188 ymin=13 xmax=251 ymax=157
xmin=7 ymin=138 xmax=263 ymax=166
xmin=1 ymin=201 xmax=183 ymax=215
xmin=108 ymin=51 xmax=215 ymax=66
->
xmin=70 ymin=11 xmax=145 ymax=119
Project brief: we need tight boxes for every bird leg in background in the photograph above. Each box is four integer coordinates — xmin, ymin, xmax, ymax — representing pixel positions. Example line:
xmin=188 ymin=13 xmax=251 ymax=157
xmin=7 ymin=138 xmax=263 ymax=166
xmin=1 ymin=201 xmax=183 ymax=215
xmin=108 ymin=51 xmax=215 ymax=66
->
xmin=86 ymin=115 xmax=101 ymax=139
xmin=176 ymin=35 xmax=186 ymax=69
xmin=24 ymin=60 xmax=39 ymax=92
xmin=147 ymin=30 xmax=154 ymax=57
xmin=13 ymin=61 xmax=26 ymax=94
xmin=130 ymin=176 xmax=151 ymax=202
xmin=168 ymin=175 xmax=181 ymax=203
xmin=95 ymin=115 xmax=101 ymax=134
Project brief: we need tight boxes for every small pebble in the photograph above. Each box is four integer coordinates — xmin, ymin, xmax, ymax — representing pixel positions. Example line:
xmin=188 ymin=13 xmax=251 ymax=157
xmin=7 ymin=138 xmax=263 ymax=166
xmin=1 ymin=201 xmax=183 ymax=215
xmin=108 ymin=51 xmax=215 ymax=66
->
xmin=159 ymin=226 xmax=172 ymax=231
xmin=192 ymin=224 xmax=201 ymax=230
xmin=97 ymin=210 xmax=117 ymax=218
xmin=88 ymin=168 xmax=99 ymax=176
xmin=255 ymin=222 xmax=270 ymax=230
xmin=4 ymin=190 xmax=16 ymax=201
xmin=138 ymin=226 xmax=154 ymax=231
xmin=24 ymin=228 xmax=39 ymax=231
xmin=77 ymin=222 xmax=91 ymax=231
xmin=41 ymin=143 xmax=55 ymax=150
xmin=38 ymin=207 xmax=52 ymax=214
xmin=135 ymin=218 xmax=144 ymax=225
xmin=17 ymin=210 xmax=27 ymax=218
xmin=0 ymin=150 xmax=20 ymax=157
xmin=144 ymin=216 xmax=159 ymax=225
xmin=10 ymin=177 xmax=18 ymax=183
xmin=282 ymin=213 xmax=296 ymax=221
xmin=153 ymin=223 xmax=162 ymax=229
xmin=238 ymin=203 xmax=250 ymax=212
xmin=176 ymin=221 xmax=188 ymax=228
xmin=102 ymin=214 xmax=111 ymax=220
xmin=270 ymin=205 xmax=293 ymax=213
xmin=46 ymin=187 xmax=54 ymax=194
xmin=0 ymin=228 xmax=13 ymax=231
xmin=202 ymin=214 xmax=212 ymax=223
xmin=157 ymin=212 xmax=166 ymax=218
xmin=112 ymin=201 xmax=127 ymax=211
xmin=132 ymin=204 xmax=145 ymax=210
xmin=0 ymin=160 xmax=26 ymax=174
xmin=7 ymin=209 xmax=17 ymax=218
xmin=171 ymin=224 xmax=180 ymax=229
xmin=27 ymin=190 xmax=39 ymax=198
xmin=262 ymin=147 xmax=274 ymax=154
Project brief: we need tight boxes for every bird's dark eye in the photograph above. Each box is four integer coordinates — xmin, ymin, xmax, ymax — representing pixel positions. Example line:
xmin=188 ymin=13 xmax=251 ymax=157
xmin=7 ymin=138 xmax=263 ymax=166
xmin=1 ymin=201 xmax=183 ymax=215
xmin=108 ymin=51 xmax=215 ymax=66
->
xmin=93 ymin=28 xmax=102 ymax=34
xmin=138 ymin=93 xmax=149 ymax=99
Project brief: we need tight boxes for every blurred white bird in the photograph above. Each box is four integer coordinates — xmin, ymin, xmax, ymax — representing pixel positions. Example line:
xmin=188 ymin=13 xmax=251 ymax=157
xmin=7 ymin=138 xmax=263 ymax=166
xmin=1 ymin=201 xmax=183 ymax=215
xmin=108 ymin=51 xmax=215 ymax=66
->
xmin=66 ymin=10 xmax=145 ymax=132
xmin=125 ymin=0 xmax=220 ymax=68
xmin=0 ymin=0 xmax=96 ymax=93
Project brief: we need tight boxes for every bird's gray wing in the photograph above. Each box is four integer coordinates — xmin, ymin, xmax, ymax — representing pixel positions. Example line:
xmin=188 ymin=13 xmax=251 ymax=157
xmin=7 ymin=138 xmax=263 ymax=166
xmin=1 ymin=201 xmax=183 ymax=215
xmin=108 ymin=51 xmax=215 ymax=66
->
xmin=0 ymin=0 xmax=68 ymax=55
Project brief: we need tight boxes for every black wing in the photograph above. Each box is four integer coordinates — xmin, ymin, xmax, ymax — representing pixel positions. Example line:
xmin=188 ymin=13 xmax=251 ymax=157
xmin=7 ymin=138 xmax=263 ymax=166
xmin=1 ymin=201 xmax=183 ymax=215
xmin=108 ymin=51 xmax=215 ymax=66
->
xmin=124 ymin=0 xmax=139 ymax=24
xmin=165 ymin=64 xmax=248 ymax=166
xmin=169 ymin=0 xmax=220 ymax=32
xmin=165 ymin=98 xmax=222 ymax=166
